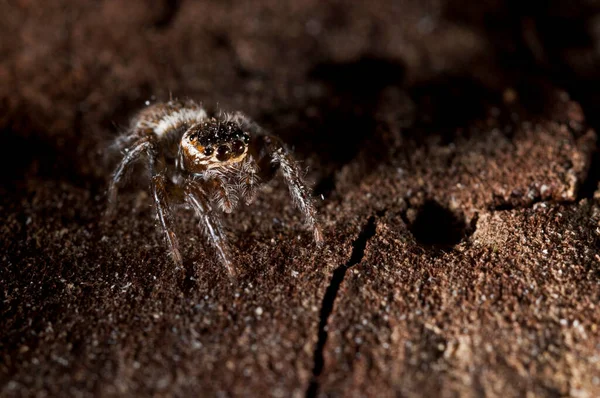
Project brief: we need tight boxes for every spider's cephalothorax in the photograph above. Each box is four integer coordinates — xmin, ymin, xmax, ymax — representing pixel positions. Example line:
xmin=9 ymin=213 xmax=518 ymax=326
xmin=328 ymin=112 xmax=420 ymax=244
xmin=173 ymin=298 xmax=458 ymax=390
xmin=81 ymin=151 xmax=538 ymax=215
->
xmin=107 ymin=99 xmax=323 ymax=277
xmin=180 ymin=119 xmax=250 ymax=172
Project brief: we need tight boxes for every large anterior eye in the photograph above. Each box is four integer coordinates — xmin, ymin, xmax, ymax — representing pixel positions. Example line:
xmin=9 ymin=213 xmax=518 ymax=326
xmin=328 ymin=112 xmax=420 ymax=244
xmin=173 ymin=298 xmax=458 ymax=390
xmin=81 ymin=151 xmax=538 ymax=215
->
xmin=216 ymin=145 xmax=231 ymax=161
xmin=232 ymin=140 xmax=245 ymax=156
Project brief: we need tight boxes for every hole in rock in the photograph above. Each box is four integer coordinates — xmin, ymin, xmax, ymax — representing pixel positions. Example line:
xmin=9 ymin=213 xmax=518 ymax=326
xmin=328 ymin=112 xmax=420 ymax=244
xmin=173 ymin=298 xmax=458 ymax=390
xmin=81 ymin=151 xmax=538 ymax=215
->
xmin=408 ymin=200 xmax=471 ymax=249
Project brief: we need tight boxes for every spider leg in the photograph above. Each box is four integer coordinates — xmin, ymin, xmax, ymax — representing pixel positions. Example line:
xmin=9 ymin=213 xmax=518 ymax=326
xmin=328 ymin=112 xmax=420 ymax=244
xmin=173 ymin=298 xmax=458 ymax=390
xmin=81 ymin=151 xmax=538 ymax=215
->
xmin=185 ymin=181 xmax=236 ymax=277
xmin=263 ymin=136 xmax=323 ymax=245
xmin=231 ymin=112 xmax=321 ymax=240
xmin=106 ymin=137 xmax=152 ymax=219
xmin=148 ymin=151 xmax=183 ymax=269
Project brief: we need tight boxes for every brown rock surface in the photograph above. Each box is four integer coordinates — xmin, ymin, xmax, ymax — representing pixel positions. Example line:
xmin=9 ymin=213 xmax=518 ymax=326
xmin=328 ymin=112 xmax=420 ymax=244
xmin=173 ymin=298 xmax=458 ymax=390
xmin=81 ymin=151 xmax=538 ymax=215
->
xmin=2 ymin=1 xmax=600 ymax=397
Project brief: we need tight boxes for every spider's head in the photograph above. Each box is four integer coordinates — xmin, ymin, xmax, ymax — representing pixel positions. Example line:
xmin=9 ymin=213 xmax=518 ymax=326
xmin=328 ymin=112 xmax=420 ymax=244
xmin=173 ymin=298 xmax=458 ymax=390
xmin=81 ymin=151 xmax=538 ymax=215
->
xmin=180 ymin=119 xmax=250 ymax=172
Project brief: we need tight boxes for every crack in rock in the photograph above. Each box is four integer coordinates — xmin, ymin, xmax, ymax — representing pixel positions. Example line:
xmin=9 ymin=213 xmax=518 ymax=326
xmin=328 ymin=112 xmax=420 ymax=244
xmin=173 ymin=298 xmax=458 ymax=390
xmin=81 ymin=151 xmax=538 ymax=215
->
xmin=306 ymin=215 xmax=378 ymax=398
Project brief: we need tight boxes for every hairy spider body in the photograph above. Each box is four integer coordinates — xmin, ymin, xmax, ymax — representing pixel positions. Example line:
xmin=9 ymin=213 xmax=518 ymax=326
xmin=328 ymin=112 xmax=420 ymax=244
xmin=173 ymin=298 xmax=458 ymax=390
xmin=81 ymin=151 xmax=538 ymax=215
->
xmin=107 ymin=99 xmax=322 ymax=277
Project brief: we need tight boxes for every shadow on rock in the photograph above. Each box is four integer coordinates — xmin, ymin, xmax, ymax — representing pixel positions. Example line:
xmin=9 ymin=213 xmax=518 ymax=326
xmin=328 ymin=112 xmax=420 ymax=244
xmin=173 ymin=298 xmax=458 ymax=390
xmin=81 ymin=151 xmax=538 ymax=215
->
xmin=260 ymin=56 xmax=407 ymax=199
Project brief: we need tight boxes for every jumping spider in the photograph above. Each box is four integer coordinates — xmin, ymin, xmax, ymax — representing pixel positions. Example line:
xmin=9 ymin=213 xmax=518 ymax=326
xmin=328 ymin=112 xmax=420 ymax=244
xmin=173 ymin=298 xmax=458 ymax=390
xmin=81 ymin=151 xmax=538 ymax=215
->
xmin=107 ymin=99 xmax=323 ymax=277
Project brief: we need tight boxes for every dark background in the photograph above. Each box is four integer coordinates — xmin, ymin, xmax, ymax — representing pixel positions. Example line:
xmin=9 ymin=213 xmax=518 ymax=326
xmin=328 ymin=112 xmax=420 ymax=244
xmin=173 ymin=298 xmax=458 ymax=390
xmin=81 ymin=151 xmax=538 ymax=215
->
xmin=2 ymin=0 xmax=600 ymax=396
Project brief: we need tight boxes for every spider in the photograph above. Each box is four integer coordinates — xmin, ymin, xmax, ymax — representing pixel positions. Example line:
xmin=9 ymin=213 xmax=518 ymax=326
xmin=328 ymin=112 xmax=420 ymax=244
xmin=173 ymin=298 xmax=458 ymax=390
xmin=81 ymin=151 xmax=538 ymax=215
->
xmin=106 ymin=99 xmax=323 ymax=277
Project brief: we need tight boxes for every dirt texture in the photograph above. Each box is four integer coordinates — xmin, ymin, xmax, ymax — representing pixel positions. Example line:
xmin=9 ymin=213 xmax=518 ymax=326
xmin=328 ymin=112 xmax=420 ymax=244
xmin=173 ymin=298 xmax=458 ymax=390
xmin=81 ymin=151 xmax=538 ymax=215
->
xmin=2 ymin=0 xmax=600 ymax=397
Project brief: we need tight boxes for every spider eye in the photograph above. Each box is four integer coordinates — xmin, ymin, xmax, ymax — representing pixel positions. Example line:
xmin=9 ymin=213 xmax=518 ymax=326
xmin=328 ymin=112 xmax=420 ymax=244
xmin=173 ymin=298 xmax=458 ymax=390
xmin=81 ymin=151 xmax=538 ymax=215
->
xmin=216 ymin=145 xmax=231 ymax=161
xmin=242 ymin=135 xmax=250 ymax=144
xmin=203 ymin=146 xmax=214 ymax=156
xmin=232 ymin=140 xmax=245 ymax=156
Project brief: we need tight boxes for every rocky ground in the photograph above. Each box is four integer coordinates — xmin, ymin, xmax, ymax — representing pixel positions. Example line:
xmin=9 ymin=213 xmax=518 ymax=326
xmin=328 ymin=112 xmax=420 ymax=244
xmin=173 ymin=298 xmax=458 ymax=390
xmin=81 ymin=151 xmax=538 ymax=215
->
xmin=2 ymin=1 xmax=600 ymax=397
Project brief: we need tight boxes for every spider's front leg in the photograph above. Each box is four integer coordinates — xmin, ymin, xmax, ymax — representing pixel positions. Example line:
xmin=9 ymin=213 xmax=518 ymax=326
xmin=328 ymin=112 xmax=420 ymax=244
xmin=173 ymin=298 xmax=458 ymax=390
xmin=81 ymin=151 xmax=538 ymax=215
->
xmin=106 ymin=136 xmax=152 ymax=219
xmin=262 ymin=136 xmax=323 ymax=245
xmin=148 ymin=149 xmax=183 ymax=269
xmin=184 ymin=181 xmax=237 ymax=277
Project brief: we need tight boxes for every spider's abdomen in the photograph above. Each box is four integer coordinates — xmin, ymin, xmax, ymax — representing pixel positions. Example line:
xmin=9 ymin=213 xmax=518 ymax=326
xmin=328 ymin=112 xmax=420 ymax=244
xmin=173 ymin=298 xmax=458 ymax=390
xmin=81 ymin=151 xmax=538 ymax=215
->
xmin=134 ymin=100 xmax=207 ymax=140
